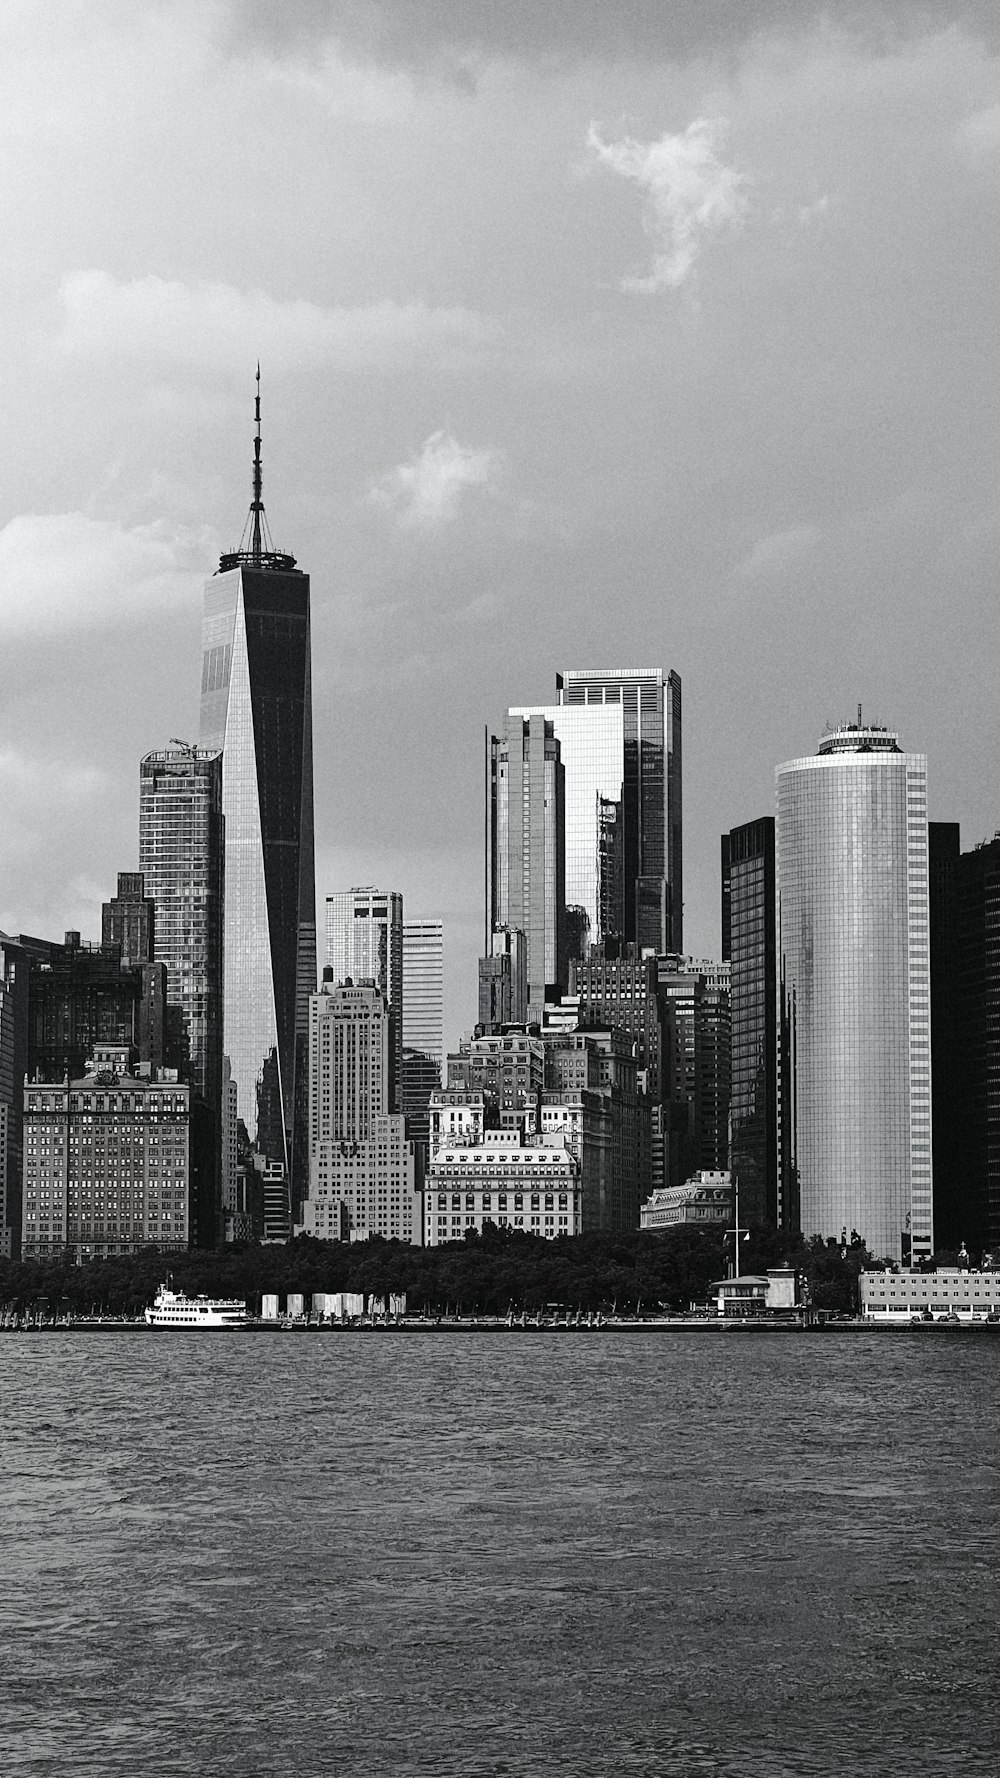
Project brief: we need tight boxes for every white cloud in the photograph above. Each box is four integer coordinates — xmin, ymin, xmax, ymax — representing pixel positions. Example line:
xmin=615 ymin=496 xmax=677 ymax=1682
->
xmin=798 ymin=194 xmax=830 ymax=226
xmin=954 ymin=102 xmax=1000 ymax=162
xmin=735 ymin=524 xmax=821 ymax=582
xmin=370 ymin=430 xmax=500 ymax=529
xmin=588 ymin=117 xmax=749 ymax=291
xmin=52 ymin=271 xmax=491 ymax=373
xmin=0 ymin=511 xmax=204 ymax=638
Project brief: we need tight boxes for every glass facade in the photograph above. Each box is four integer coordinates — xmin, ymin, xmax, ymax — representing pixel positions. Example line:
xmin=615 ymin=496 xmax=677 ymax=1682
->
xmin=776 ymin=725 xmax=933 ymax=1262
xmin=510 ymin=666 xmax=682 ymax=958
xmin=400 ymin=920 xmax=444 ymax=1159
xmin=952 ymin=834 xmax=1000 ymax=1253
xmin=508 ymin=702 xmax=622 ymax=957
xmin=199 ymin=561 xmax=316 ymax=1208
xmin=487 ymin=715 xmax=566 ymax=1016
xmin=722 ymin=818 xmax=779 ymax=1226
xmin=655 ymin=957 xmax=731 ymax=1191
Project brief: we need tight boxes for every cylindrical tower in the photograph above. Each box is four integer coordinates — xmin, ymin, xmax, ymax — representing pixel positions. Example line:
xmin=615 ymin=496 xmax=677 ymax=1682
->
xmin=776 ymin=720 xmax=932 ymax=1263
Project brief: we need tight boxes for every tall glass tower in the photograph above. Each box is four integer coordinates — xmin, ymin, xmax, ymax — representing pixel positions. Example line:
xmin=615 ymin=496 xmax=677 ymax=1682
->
xmin=776 ymin=719 xmax=932 ymax=1263
xmin=509 ymin=667 xmax=682 ymax=958
xmin=401 ymin=919 xmax=444 ymax=1164
xmin=199 ymin=375 xmax=316 ymax=1213
xmin=486 ymin=713 xmax=566 ymax=1019
xmin=721 ymin=817 xmax=780 ymax=1227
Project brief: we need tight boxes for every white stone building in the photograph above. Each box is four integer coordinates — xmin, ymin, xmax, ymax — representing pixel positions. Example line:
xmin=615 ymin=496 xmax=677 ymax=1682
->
xmin=424 ymin=1125 xmax=581 ymax=1245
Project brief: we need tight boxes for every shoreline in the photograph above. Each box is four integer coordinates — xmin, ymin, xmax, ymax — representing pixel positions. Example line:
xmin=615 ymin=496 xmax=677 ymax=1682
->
xmin=3 ymin=1316 xmax=998 ymax=1334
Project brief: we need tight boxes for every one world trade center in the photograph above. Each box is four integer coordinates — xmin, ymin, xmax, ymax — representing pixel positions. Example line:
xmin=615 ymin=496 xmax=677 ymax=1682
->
xmin=200 ymin=374 xmax=316 ymax=1216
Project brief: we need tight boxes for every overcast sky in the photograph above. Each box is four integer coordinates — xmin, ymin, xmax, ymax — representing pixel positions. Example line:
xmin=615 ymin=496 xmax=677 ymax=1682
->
xmin=2 ymin=0 xmax=999 ymax=1046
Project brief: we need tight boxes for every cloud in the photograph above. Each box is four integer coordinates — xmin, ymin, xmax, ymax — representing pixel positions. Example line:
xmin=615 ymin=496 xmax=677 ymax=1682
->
xmin=797 ymin=193 xmax=830 ymax=225
xmin=587 ymin=117 xmax=749 ymax=290
xmin=370 ymin=431 xmax=500 ymax=529
xmin=954 ymin=102 xmax=1000 ymax=161
xmin=52 ymin=271 xmax=492 ymax=373
xmin=229 ymin=1 xmax=1000 ymax=73
xmin=735 ymin=525 xmax=821 ymax=582
xmin=0 ymin=512 xmax=205 ymax=639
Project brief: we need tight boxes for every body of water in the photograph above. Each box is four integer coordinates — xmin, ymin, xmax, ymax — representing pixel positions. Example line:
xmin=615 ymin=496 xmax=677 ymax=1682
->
xmin=1 ymin=1330 xmax=997 ymax=1776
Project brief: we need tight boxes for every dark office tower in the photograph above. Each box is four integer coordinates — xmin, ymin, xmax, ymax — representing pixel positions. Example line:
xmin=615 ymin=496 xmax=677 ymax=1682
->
xmin=954 ymin=833 xmax=1000 ymax=1254
xmin=487 ymin=715 xmax=566 ymax=1019
xmin=655 ymin=956 xmax=730 ymax=1190
xmin=0 ymin=935 xmax=29 ymax=1258
xmin=510 ymin=667 xmax=682 ymax=956
xmin=571 ymin=944 xmax=665 ymax=1186
xmin=722 ymin=818 xmax=779 ymax=1226
xmin=19 ymin=930 xmax=166 ymax=1082
xmin=199 ymin=375 xmax=316 ymax=1221
xmin=139 ymin=746 xmax=224 ymax=1246
xmin=928 ymin=823 xmax=963 ymax=1250
xmin=479 ymin=928 xmax=528 ymax=1034
xmin=102 ymin=873 xmax=155 ymax=966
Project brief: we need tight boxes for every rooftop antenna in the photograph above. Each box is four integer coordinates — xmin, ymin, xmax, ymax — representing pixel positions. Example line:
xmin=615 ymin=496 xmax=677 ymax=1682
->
xmin=858 ymin=702 xmax=863 ymax=727
xmin=251 ymin=362 xmax=263 ymax=565
xmin=216 ymin=367 xmax=298 ymax=575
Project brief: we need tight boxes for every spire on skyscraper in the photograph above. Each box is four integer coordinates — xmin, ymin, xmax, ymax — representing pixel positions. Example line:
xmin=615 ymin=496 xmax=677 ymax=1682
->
xmin=218 ymin=367 xmax=298 ymax=574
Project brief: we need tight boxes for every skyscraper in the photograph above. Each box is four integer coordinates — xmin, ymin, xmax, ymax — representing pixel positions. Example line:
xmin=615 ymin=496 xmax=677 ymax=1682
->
xmin=486 ymin=714 xmax=566 ymax=1019
xmin=927 ymin=822 xmax=963 ymax=1251
xmin=325 ymin=888 xmax=403 ymax=1105
xmin=139 ymin=746 xmax=224 ymax=1245
xmin=199 ymin=375 xmax=316 ymax=1216
xmin=951 ymin=832 xmax=1000 ymax=1254
xmin=300 ymin=978 xmax=419 ymax=1244
xmin=400 ymin=919 xmax=444 ymax=1164
xmin=102 ymin=873 xmax=155 ymax=967
xmin=776 ymin=719 xmax=932 ymax=1263
xmin=139 ymin=750 xmax=223 ymax=1102
xmin=0 ymin=935 xmax=29 ymax=1258
xmin=655 ymin=956 xmax=731 ymax=1191
xmin=478 ymin=927 xmax=528 ymax=1033
xmin=722 ymin=818 xmax=779 ymax=1226
xmin=509 ymin=666 xmax=682 ymax=957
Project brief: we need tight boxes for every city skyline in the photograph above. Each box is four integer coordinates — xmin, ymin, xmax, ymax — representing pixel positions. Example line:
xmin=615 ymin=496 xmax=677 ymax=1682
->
xmin=1 ymin=6 xmax=999 ymax=1057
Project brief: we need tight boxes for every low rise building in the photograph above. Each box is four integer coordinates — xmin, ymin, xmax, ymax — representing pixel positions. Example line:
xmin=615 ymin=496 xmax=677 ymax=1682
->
xmin=860 ymin=1267 xmax=1000 ymax=1322
xmin=708 ymin=1267 xmax=801 ymax=1317
xmin=424 ymin=1126 xmax=581 ymax=1245
xmin=640 ymin=1171 xmax=732 ymax=1230
xmin=21 ymin=1044 xmax=189 ymax=1262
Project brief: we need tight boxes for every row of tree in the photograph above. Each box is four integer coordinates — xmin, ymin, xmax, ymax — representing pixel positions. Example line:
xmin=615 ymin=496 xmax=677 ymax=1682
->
xmin=0 ymin=1223 xmax=888 ymax=1317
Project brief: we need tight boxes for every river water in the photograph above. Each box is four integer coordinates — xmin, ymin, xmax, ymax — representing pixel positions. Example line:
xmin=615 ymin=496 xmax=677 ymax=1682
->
xmin=0 ymin=1330 xmax=997 ymax=1777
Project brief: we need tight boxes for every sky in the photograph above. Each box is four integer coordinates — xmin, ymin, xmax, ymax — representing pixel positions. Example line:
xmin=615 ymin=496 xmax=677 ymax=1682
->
xmin=1 ymin=0 xmax=999 ymax=1049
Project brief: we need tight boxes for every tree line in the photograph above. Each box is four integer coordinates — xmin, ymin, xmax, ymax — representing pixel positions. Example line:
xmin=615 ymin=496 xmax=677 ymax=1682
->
xmin=0 ymin=1222 xmax=884 ymax=1318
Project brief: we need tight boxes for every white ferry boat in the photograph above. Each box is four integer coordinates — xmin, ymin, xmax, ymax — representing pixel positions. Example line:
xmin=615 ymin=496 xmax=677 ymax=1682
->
xmin=145 ymin=1282 xmax=249 ymax=1328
